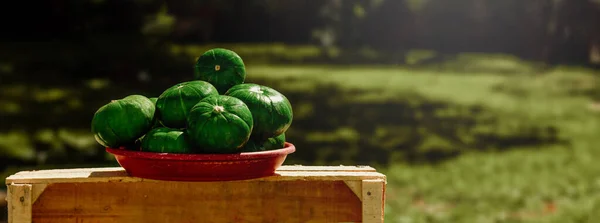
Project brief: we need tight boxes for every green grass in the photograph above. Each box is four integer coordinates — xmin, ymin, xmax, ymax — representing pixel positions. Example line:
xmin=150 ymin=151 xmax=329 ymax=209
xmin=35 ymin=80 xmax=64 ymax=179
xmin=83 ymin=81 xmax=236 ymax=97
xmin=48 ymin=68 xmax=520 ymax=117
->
xmin=3 ymin=43 xmax=600 ymax=222
xmin=244 ymin=64 xmax=600 ymax=222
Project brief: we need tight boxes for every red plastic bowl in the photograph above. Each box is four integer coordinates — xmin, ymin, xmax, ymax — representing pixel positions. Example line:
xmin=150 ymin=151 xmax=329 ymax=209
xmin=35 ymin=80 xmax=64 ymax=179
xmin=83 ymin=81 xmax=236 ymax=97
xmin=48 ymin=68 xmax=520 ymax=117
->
xmin=106 ymin=142 xmax=295 ymax=182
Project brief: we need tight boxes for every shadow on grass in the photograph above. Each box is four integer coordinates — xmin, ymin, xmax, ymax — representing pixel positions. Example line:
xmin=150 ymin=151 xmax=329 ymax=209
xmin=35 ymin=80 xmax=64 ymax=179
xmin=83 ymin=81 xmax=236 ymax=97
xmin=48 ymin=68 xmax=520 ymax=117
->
xmin=0 ymin=65 xmax=572 ymax=222
xmin=0 ymin=67 xmax=571 ymax=172
xmin=252 ymin=78 xmax=568 ymax=166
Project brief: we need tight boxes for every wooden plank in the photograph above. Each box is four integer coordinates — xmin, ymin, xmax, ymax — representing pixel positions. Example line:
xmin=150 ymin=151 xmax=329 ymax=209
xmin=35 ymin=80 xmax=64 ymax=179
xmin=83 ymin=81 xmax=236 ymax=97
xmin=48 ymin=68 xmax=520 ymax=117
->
xmin=362 ymin=179 xmax=386 ymax=223
xmin=31 ymin=183 xmax=48 ymax=203
xmin=7 ymin=184 xmax=33 ymax=223
xmin=6 ymin=165 xmax=375 ymax=179
xmin=5 ymin=168 xmax=385 ymax=185
xmin=277 ymin=165 xmax=376 ymax=172
xmin=31 ymin=180 xmax=362 ymax=223
xmin=343 ymin=180 xmax=363 ymax=201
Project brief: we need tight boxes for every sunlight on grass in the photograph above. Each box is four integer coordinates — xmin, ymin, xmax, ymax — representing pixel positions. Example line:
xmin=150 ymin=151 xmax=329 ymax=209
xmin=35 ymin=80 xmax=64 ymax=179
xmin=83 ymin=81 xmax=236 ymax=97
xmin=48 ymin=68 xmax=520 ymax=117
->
xmin=247 ymin=65 xmax=597 ymax=119
xmin=0 ymin=131 xmax=36 ymax=160
xmin=384 ymin=140 xmax=600 ymax=222
xmin=2 ymin=48 xmax=600 ymax=222
xmin=244 ymin=63 xmax=600 ymax=222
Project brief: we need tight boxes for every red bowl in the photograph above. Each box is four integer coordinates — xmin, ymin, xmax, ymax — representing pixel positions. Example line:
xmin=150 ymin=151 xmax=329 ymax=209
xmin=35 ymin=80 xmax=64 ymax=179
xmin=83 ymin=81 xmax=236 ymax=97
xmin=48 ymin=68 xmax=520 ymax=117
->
xmin=106 ymin=142 xmax=295 ymax=182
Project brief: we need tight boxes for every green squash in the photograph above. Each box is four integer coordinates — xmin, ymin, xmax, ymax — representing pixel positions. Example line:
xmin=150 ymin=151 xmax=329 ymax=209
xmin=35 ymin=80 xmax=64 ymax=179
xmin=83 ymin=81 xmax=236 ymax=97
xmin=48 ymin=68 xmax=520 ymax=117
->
xmin=149 ymin=97 xmax=158 ymax=104
xmin=91 ymin=95 xmax=155 ymax=148
xmin=187 ymin=95 xmax=253 ymax=153
xmin=241 ymin=140 xmax=264 ymax=152
xmin=194 ymin=48 xmax=246 ymax=94
xmin=263 ymin=133 xmax=286 ymax=150
xmin=148 ymin=97 xmax=164 ymax=128
xmin=225 ymin=83 xmax=293 ymax=140
xmin=156 ymin=81 xmax=218 ymax=128
xmin=242 ymin=133 xmax=286 ymax=152
xmin=141 ymin=127 xmax=193 ymax=153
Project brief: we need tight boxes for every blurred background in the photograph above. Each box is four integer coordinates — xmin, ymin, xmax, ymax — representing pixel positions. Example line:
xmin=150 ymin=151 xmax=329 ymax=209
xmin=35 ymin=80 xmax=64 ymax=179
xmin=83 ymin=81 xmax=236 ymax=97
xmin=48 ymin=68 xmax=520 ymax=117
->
xmin=2 ymin=0 xmax=600 ymax=222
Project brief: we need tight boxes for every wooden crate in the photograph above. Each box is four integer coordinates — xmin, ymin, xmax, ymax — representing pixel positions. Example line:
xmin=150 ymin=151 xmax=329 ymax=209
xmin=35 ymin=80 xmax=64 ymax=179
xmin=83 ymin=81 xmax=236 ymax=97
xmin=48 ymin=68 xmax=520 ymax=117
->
xmin=5 ymin=165 xmax=386 ymax=223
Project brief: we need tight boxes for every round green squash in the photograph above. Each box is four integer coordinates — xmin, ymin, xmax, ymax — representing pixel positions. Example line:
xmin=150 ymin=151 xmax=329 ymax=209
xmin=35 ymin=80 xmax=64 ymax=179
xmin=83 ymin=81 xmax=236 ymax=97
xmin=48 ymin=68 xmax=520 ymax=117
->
xmin=156 ymin=81 xmax=218 ymax=128
xmin=186 ymin=95 xmax=253 ymax=153
xmin=91 ymin=95 xmax=155 ymax=148
xmin=194 ymin=48 xmax=246 ymax=94
xmin=225 ymin=83 xmax=293 ymax=140
xmin=242 ymin=133 xmax=286 ymax=152
xmin=141 ymin=127 xmax=192 ymax=153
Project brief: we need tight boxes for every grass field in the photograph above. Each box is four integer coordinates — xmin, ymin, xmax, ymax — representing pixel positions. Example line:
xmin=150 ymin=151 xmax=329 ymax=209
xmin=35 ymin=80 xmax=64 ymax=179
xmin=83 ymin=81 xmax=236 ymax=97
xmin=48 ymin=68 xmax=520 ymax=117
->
xmin=243 ymin=64 xmax=600 ymax=222
xmin=2 ymin=47 xmax=600 ymax=222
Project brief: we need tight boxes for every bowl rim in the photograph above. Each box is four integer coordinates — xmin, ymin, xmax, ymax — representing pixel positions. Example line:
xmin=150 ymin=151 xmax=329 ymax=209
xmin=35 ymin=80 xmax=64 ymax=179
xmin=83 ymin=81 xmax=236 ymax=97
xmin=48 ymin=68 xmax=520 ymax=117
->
xmin=106 ymin=142 xmax=295 ymax=161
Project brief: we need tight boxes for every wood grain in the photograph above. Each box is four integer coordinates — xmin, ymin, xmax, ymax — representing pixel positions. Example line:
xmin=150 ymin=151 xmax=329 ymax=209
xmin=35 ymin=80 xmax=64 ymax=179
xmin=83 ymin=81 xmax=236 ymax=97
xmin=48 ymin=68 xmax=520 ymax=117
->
xmin=361 ymin=180 xmax=386 ymax=223
xmin=343 ymin=180 xmax=363 ymax=201
xmin=7 ymin=184 xmax=32 ymax=223
xmin=5 ymin=166 xmax=387 ymax=223
xmin=277 ymin=165 xmax=376 ymax=172
xmin=31 ymin=180 xmax=362 ymax=223
xmin=5 ymin=167 xmax=385 ymax=185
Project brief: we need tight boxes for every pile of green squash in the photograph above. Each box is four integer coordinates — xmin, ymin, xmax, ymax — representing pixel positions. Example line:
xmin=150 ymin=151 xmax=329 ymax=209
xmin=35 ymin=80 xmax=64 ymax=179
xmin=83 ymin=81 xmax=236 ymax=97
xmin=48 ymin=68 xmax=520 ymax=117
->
xmin=91 ymin=48 xmax=293 ymax=154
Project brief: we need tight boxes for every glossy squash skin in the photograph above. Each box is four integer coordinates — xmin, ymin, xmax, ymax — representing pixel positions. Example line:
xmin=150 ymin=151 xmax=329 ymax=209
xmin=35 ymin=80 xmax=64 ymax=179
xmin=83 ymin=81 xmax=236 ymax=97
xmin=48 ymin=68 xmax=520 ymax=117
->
xmin=91 ymin=95 xmax=155 ymax=148
xmin=225 ymin=83 xmax=293 ymax=140
xmin=242 ymin=133 xmax=286 ymax=152
xmin=186 ymin=95 xmax=253 ymax=153
xmin=194 ymin=48 xmax=246 ymax=94
xmin=148 ymin=97 xmax=164 ymax=128
xmin=141 ymin=127 xmax=193 ymax=154
xmin=155 ymin=81 xmax=218 ymax=128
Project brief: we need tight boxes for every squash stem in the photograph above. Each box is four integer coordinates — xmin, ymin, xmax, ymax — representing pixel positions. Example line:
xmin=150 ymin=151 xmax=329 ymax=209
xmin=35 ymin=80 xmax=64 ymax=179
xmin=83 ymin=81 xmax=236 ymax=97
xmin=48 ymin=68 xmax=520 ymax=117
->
xmin=213 ymin=105 xmax=225 ymax=113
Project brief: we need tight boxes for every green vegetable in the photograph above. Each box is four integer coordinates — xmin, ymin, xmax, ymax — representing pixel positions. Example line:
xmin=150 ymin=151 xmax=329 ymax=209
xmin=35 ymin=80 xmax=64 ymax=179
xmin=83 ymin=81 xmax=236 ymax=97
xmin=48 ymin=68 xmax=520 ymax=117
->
xmin=187 ymin=95 xmax=253 ymax=153
xmin=148 ymin=97 xmax=163 ymax=128
xmin=225 ymin=83 xmax=293 ymax=140
xmin=242 ymin=133 xmax=286 ymax=152
xmin=156 ymin=81 xmax=218 ymax=128
xmin=194 ymin=48 xmax=246 ymax=94
xmin=91 ymin=95 xmax=155 ymax=148
xmin=149 ymin=97 xmax=158 ymax=104
xmin=141 ymin=127 xmax=193 ymax=153
xmin=263 ymin=133 xmax=286 ymax=150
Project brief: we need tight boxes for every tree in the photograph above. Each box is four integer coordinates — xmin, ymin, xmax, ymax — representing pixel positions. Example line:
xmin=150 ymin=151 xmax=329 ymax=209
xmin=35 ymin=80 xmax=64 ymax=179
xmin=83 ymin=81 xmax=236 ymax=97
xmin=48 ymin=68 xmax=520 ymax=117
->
xmin=546 ymin=0 xmax=600 ymax=65
xmin=363 ymin=0 xmax=415 ymax=60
